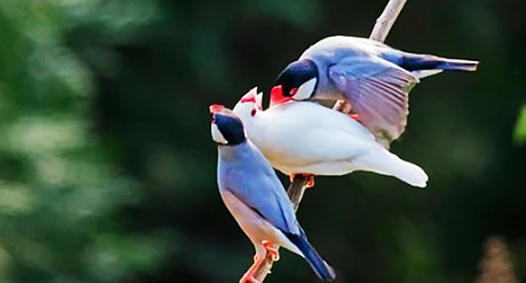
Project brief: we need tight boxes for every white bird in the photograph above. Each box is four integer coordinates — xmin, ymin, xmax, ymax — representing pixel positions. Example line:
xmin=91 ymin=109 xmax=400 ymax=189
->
xmin=232 ymin=87 xmax=428 ymax=188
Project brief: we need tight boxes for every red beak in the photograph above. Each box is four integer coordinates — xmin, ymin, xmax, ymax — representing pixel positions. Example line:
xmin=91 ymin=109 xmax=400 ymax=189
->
xmin=240 ymin=90 xmax=256 ymax=104
xmin=240 ymin=88 xmax=263 ymax=110
xmin=270 ymin=85 xmax=292 ymax=107
xmin=209 ymin=104 xmax=225 ymax=114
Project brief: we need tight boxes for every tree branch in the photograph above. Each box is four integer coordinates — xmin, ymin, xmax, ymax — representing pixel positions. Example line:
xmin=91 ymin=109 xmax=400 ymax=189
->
xmin=370 ymin=0 xmax=408 ymax=42
xmin=333 ymin=0 xmax=408 ymax=113
xmin=249 ymin=0 xmax=408 ymax=281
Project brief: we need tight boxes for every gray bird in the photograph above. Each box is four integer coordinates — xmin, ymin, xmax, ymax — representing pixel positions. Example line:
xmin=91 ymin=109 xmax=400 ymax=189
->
xmin=271 ymin=35 xmax=479 ymax=144
xmin=210 ymin=104 xmax=336 ymax=283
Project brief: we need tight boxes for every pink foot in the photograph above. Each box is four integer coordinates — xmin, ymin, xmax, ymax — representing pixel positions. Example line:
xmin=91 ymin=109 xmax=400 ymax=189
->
xmin=348 ymin=113 xmax=361 ymax=122
xmin=290 ymin=174 xmax=315 ymax=188
xmin=262 ymin=241 xmax=280 ymax=261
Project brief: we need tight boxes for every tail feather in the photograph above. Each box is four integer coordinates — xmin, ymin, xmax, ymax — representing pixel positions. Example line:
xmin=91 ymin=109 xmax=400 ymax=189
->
xmin=401 ymin=53 xmax=479 ymax=72
xmin=284 ymin=231 xmax=336 ymax=281
xmin=354 ymin=148 xmax=428 ymax=188
xmin=411 ymin=69 xmax=443 ymax=79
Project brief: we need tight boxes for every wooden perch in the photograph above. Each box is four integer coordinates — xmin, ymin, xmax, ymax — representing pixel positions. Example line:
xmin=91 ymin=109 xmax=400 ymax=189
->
xmin=370 ymin=0 xmax=408 ymax=42
xmin=249 ymin=0 xmax=409 ymax=281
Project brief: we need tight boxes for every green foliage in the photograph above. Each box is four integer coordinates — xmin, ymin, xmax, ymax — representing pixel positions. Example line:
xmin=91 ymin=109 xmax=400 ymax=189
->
xmin=514 ymin=105 xmax=526 ymax=145
xmin=0 ymin=1 xmax=175 ymax=282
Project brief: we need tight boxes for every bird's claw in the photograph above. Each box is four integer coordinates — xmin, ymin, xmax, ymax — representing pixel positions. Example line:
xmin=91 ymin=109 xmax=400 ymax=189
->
xmin=262 ymin=240 xmax=280 ymax=262
xmin=348 ymin=113 xmax=361 ymax=122
xmin=289 ymin=174 xmax=315 ymax=188
xmin=305 ymin=175 xmax=315 ymax=188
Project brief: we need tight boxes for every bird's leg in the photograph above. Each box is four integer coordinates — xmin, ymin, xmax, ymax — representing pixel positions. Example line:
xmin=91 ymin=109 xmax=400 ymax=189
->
xmin=262 ymin=241 xmax=280 ymax=261
xmin=289 ymin=174 xmax=315 ymax=188
xmin=239 ymin=256 xmax=265 ymax=283
xmin=334 ymin=100 xmax=360 ymax=121
xmin=348 ymin=113 xmax=361 ymax=122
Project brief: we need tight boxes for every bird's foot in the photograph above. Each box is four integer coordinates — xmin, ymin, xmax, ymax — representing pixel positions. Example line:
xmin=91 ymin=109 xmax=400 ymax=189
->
xmin=305 ymin=174 xmax=315 ymax=187
xmin=348 ymin=113 xmax=361 ymax=122
xmin=289 ymin=174 xmax=315 ymax=188
xmin=262 ymin=241 xmax=280 ymax=261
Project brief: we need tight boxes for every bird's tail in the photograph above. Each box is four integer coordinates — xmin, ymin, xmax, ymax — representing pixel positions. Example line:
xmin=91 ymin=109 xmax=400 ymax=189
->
xmin=400 ymin=53 xmax=479 ymax=72
xmin=285 ymin=231 xmax=336 ymax=281
xmin=354 ymin=147 xmax=428 ymax=188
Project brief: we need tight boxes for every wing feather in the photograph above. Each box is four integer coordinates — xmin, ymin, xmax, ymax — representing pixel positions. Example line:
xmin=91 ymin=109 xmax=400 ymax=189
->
xmin=224 ymin=146 xmax=300 ymax=235
xmin=328 ymin=57 xmax=419 ymax=143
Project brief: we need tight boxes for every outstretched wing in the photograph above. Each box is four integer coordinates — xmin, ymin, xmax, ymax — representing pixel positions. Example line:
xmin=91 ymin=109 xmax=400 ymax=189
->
xmin=328 ymin=56 xmax=419 ymax=144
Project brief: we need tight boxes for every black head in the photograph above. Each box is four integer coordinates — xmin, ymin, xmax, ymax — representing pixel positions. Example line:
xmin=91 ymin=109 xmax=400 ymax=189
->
xmin=210 ymin=105 xmax=246 ymax=146
xmin=271 ymin=59 xmax=319 ymax=103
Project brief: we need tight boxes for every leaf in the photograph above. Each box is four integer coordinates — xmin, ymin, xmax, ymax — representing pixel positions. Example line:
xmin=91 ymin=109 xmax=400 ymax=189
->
xmin=513 ymin=104 xmax=526 ymax=145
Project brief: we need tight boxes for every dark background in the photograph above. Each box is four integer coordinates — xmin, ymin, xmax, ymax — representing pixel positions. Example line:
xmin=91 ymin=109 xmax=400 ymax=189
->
xmin=0 ymin=0 xmax=525 ymax=283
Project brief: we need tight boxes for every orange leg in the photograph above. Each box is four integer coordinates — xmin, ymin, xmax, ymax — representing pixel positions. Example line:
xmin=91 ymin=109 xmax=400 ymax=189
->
xmin=348 ymin=113 xmax=361 ymax=122
xmin=239 ymin=257 xmax=264 ymax=283
xmin=290 ymin=174 xmax=315 ymax=188
xmin=262 ymin=241 xmax=280 ymax=261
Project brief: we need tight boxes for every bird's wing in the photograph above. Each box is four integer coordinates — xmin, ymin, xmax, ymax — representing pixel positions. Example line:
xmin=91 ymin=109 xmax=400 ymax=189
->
xmin=328 ymin=56 xmax=419 ymax=144
xmin=225 ymin=149 xmax=301 ymax=235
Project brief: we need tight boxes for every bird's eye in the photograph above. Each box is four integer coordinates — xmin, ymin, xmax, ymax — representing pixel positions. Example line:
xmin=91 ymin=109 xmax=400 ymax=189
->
xmin=289 ymin=88 xmax=298 ymax=96
xmin=250 ymin=109 xmax=256 ymax=117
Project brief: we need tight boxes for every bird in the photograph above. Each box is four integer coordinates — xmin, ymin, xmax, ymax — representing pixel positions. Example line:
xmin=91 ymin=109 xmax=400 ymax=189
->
xmin=232 ymin=87 xmax=428 ymax=188
xmin=270 ymin=35 xmax=479 ymax=145
xmin=210 ymin=104 xmax=336 ymax=283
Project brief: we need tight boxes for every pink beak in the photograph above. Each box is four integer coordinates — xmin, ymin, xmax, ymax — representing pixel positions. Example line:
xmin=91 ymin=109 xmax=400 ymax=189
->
xmin=240 ymin=88 xmax=263 ymax=110
xmin=240 ymin=90 xmax=256 ymax=103
xmin=209 ymin=104 xmax=225 ymax=114
xmin=270 ymin=85 xmax=292 ymax=107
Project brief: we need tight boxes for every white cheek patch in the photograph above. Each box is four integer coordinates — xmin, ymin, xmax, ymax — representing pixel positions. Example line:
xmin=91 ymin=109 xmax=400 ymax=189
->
xmin=293 ymin=78 xmax=317 ymax=101
xmin=211 ymin=123 xmax=228 ymax=144
xmin=233 ymin=103 xmax=255 ymax=125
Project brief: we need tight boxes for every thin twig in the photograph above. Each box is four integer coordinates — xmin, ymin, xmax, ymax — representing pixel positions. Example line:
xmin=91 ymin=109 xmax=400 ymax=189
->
xmin=370 ymin=0 xmax=408 ymax=42
xmin=333 ymin=0 xmax=408 ymax=113
xmin=249 ymin=0 xmax=408 ymax=281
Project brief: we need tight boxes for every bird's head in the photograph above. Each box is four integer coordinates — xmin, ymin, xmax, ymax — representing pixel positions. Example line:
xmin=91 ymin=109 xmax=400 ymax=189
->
xmin=210 ymin=104 xmax=246 ymax=146
xmin=232 ymin=87 xmax=263 ymax=123
xmin=270 ymin=59 xmax=319 ymax=107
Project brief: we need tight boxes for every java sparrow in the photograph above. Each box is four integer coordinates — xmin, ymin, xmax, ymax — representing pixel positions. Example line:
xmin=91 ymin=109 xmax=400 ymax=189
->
xmin=232 ymin=88 xmax=428 ymax=188
xmin=270 ymin=35 xmax=479 ymax=144
xmin=210 ymin=104 xmax=336 ymax=283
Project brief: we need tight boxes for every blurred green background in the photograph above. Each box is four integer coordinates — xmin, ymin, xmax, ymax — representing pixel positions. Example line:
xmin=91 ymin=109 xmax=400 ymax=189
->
xmin=0 ymin=0 xmax=525 ymax=283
